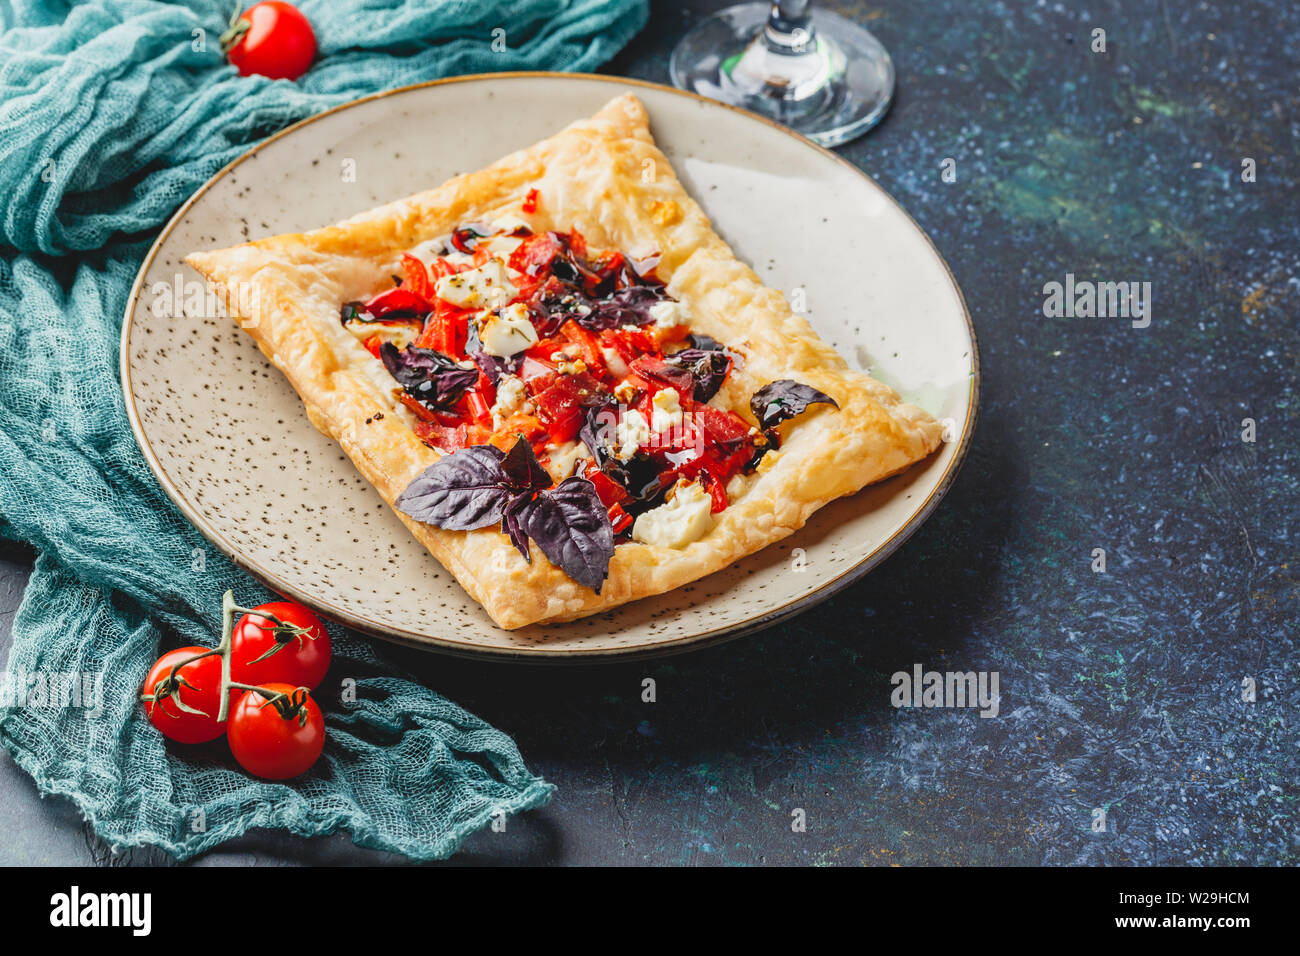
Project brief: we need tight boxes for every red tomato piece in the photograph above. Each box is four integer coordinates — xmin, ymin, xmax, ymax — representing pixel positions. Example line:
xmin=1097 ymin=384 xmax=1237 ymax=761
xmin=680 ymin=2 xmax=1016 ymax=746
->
xmin=693 ymin=403 xmax=754 ymax=447
xmin=508 ymin=232 xmax=567 ymax=277
xmin=222 ymin=2 xmax=317 ymax=81
xmin=427 ymin=257 xmax=460 ymax=280
xmin=519 ymin=354 xmax=558 ymax=384
xmin=531 ymin=371 xmax=602 ymax=443
xmin=521 ymin=188 xmax=540 ymax=214
xmin=141 ymin=646 xmax=230 ymax=744
xmin=598 ymin=327 xmax=657 ymax=367
xmin=226 ymin=683 xmax=325 ymax=781
xmin=629 ymin=355 xmax=695 ymax=395
xmin=230 ymin=601 xmax=332 ymax=691
xmin=414 ymin=420 xmax=489 ymax=451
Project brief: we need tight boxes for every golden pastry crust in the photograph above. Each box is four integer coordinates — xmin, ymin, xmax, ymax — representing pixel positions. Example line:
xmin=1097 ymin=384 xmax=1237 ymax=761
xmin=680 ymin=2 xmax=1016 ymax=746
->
xmin=186 ymin=94 xmax=943 ymax=629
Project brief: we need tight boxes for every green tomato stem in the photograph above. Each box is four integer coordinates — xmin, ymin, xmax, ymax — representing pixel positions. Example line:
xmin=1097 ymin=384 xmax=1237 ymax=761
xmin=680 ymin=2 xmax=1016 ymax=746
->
xmin=217 ymin=589 xmax=237 ymax=722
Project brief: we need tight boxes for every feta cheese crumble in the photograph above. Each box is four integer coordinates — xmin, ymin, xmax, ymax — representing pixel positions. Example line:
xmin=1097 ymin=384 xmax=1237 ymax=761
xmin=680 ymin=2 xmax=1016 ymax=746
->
xmin=478 ymin=302 xmax=538 ymax=357
xmin=651 ymin=387 xmax=683 ymax=433
xmin=631 ymin=481 xmax=714 ymax=549
xmin=615 ymin=409 xmax=652 ymax=461
xmin=648 ymin=299 xmax=689 ymax=328
xmin=435 ymin=258 xmax=516 ymax=310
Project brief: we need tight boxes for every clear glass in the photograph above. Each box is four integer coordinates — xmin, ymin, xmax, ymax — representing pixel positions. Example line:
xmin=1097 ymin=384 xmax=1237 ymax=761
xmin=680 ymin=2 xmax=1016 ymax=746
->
xmin=669 ymin=1 xmax=895 ymax=147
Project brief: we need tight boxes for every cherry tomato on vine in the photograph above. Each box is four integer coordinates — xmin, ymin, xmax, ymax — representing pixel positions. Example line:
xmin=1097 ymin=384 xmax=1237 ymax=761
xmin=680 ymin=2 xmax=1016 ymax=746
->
xmin=227 ymin=683 xmax=326 ymax=780
xmin=230 ymin=600 xmax=332 ymax=690
xmin=141 ymin=646 xmax=229 ymax=744
xmin=221 ymin=2 xmax=317 ymax=81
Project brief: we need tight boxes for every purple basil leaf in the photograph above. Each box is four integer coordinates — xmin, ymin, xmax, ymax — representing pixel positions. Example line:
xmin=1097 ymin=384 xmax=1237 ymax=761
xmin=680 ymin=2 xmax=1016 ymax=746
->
xmin=749 ymin=380 xmax=840 ymax=432
xmin=379 ymin=342 xmax=452 ymax=385
xmin=665 ymin=348 xmax=733 ymax=403
xmin=380 ymin=342 xmax=479 ymax=410
xmin=470 ymin=351 xmax=518 ymax=386
xmin=501 ymin=497 xmax=532 ymax=562
xmin=535 ymin=288 xmax=592 ymax=334
xmin=575 ymin=286 xmax=669 ymax=331
xmin=396 ymin=444 xmax=511 ymax=531
xmin=514 ymin=477 xmax=615 ymax=593
xmin=687 ymin=332 xmax=725 ymax=351
xmin=500 ymin=437 xmax=553 ymax=494
xmin=578 ymin=402 xmax=620 ymax=470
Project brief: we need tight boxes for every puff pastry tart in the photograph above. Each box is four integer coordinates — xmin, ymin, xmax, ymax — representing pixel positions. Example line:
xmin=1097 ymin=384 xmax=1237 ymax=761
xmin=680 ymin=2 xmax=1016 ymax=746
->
xmin=186 ymin=93 xmax=942 ymax=629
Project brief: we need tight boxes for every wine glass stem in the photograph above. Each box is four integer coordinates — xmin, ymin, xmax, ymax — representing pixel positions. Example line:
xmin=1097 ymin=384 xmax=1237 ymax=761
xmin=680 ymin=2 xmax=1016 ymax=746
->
xmin=768 ymin=1 xmax=815 ymax=50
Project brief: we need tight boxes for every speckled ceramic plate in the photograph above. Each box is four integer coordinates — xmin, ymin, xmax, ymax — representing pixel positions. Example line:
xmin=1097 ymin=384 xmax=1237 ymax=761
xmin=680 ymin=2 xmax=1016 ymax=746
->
xmin=121 ymin=73 xmax=977 ymax=661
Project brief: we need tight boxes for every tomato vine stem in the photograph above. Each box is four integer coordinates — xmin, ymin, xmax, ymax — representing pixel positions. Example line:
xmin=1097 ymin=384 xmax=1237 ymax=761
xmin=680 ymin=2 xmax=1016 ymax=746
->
xmin=139 ymin=589 xmax=305 ymax=725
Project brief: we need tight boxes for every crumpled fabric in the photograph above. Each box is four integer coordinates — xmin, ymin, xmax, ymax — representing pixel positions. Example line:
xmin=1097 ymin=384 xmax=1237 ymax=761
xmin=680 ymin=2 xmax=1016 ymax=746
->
xmin=0 ymin=0 xmax=647 ymax=860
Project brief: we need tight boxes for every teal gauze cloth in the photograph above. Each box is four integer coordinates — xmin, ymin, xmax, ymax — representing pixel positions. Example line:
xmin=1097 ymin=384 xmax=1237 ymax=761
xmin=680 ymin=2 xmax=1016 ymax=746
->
xmin=0 ymin=0 xmax=646 ymax=860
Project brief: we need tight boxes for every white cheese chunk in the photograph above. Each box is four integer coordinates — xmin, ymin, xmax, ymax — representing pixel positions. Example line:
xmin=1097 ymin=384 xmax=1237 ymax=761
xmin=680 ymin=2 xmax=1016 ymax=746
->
xmin=478 ymin=302 xmax=538 ymax=357
xmin=547 ymin=440 xmax=589 ymax=478
xmin=490 ymin=374 xmax=527 ymax=429
xmin=632 ymin=481 xmax=714 ymax=549
xmin=649 ymin=299 xmax=689 ymax=328
xmin=435 ymin=258 xmax=516 ymax=309
xmin=614 ymin=409 xmax=652 ymax=461
xmin=651 ymin=387 xmax=683 ymax=433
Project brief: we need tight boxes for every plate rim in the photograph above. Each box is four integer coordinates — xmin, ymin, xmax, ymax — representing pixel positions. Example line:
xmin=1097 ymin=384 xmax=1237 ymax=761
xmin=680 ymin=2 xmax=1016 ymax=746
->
xmin=120 ymin=71 xmax=980 ymax=662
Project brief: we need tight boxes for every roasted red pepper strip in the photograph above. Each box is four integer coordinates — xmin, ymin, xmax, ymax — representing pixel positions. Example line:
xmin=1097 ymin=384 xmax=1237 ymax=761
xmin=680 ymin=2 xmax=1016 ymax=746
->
xmin=698 ymin=469 xmax=728 ymax=513
xmin=607 ymin=502 xmax=634 ymax=535
xmin=414 ymin=300 xmax=469 ymax=354
xmin=558 ymin=322 xmax=605 ymax=369
xmin=580 ymin=460 xmax=631 ymax=507
xmin=363 ymin=286 xmax=432 ymax=319
xmin=414 ymin=421 xmax=490 ymax=452
xmin=397 ymin=392 xmax=437 ymax=423
xmin=400 ymin=254 xmax=434 ymax=300
xmin=465 ymin=375 xmax=495 ymax=427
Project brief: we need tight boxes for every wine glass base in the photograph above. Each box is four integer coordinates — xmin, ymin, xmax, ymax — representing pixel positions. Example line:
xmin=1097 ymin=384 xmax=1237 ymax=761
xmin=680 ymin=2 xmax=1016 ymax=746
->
xmin=669 ymin=2 xmax=895 ymax=148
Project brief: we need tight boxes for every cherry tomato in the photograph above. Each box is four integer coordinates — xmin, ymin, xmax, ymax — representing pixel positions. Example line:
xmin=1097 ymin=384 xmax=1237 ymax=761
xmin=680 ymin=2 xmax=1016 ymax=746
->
xmin=227 ymin=683 xmax=325 ymax=780
xmin=230 ymin=601 xmax=332 ymax=691
xmin=141 ymin=646 xmax=229 ymax=744
xmin=222 ymin=2 xmax=317 ymax=81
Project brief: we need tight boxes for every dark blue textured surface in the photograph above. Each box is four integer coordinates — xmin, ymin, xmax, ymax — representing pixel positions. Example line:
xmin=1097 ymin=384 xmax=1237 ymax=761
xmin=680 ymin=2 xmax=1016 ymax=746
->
xmin=1 ymin=0 xmax=1295 ymax=865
